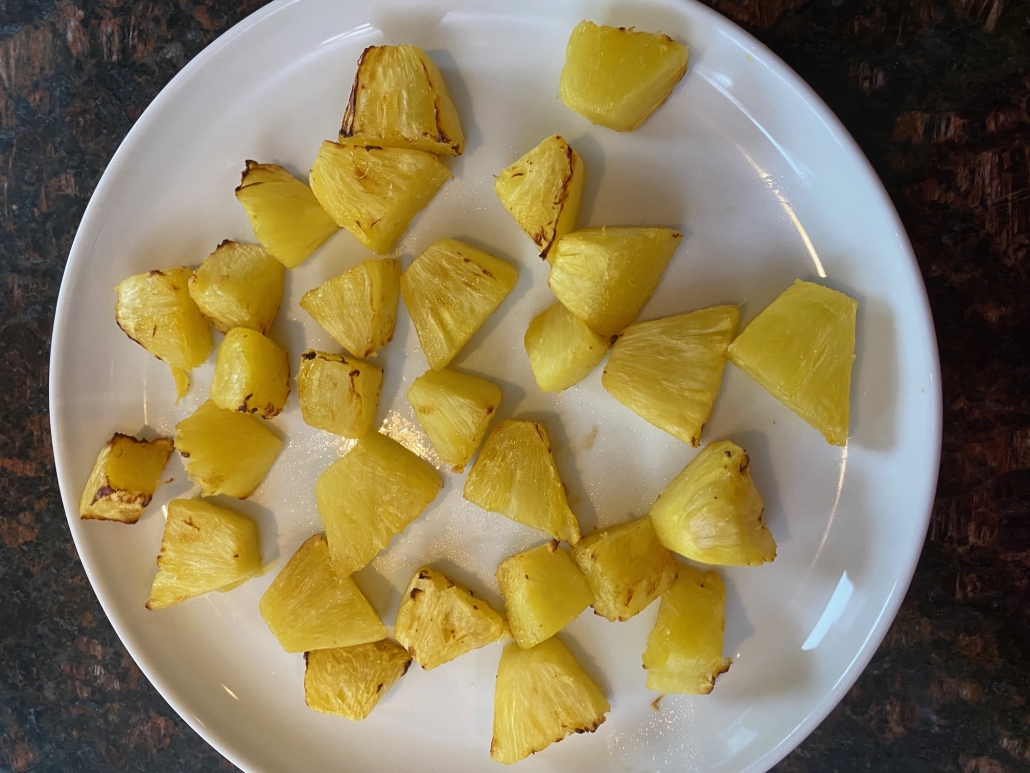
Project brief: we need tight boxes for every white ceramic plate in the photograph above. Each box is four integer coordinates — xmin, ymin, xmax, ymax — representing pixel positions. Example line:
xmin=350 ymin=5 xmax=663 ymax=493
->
xmin=50 ymin=0 xmax=942 ymax=771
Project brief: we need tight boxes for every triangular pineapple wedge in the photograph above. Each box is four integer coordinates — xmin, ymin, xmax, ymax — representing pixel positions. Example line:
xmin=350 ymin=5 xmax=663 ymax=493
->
xmin=297 ymin=351 xmax=383 ymax=439
xmin=525 ymin=302 xmax=608 ymax=393
xmin=188 ymin=241 xmax=284 ymax=335
xmin=79 ymin=433 xmax=173 ymax=523
xmin=210 ymin=328 xmax=291 ymax=419
xmin=304 ymin=640 xmax=411 ymax=720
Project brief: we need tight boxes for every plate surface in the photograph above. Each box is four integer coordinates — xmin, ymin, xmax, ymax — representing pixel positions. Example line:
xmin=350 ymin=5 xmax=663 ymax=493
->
xmin=49 ymin=0 xmax=942 ymax=771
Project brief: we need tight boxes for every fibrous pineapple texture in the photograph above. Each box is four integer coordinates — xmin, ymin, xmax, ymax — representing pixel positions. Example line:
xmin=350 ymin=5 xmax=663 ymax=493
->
xmin=210 ymin=328 xmax=290 ymax=419
xmin=524 ymin=302 xmax=608 ymax=393
xmin=188 ymin=241 xmax=284 ymax=334
xmin=79 ymin=434 xmax=173 ymax=523
xmin=297 ymin=351 xmax=383 ymax=439
xmin=407 ymin=368 xmax=501 ymax=471
xmin=304 ymin=640 xmax=411 ymax=720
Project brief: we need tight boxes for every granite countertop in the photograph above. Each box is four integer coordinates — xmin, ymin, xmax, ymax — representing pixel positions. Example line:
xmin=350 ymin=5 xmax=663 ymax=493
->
xmin=1 ymin=0 xmax=1029 ymax=770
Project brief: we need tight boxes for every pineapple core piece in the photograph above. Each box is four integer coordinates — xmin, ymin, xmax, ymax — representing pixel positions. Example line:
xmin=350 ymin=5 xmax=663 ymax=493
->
xmin=650 ymin=440 xmax=776 ymax=566
xmin=491 ymin=637 xmax=609 ymax=764
xmin=525 ymin=302 xmax=608 ymax=393
xmin=210 ymin=328 xmax=291 ymax=419
xmin=602 ymin=305 xmax=738 ymax=446
xmin=79 ymin=433 xmax=173 ymax=523
xmin=643 ymin=564 xmax=732 ymax=694
xmin=259 ymin=534 xmax=386 ymax=653
xmin=560 ymin=21 xmax=688 ymax=132
xmin=395 ymin=567 xmax=508 ymax=670
xmin=401 ymin=239 xmax=519 ymax=370
xmin=407 ymin=368 xmax=501 ymax=472
xmin=297 ymin=350 xmax=383 ymax=439
xmin=316 ymin=432 xmax=442 ymax=576
xmin=235 ymin=161 xmax=339 ymax=268
xmin=548 ymin=227 xmax=682 ymax=338
xmin=304 ymin=640 xmax=411 ymax=720
xmin=340 ymin=45 xmax=464 ymax=157
xmin=728 ymin=280 xmax=858 ymax=446
xmin=464 ymin=420 xmax=581 ymax=545
xmin=188 ymin=241 xmax=284 ymax=335
xmin=146 ymin=498 xmax=263 ymax=610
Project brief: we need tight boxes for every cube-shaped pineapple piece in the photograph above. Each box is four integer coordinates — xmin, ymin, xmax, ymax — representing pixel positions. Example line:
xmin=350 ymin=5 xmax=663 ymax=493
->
xmin=560 ymin=21 xmax=688 ymax=132
xmin=304 ymin=640 xmax=411 ymax=720
xmin=340 ymin=45 xmax=464 ymax=157
xmin=316 ymin=432 xmax=442 ymax=575
xmin=407 ymin=368 xmax=501 ymax=471
xmin=297 ymin=351 xmax=383 ymax=439
xmin=491 ymin=637 xmax=609 ymax=764
xmin=299 ymin=258 xmax=400 ymax=358
xmin=259 ymin=534 xmax=386 ymax=653
xmin=643 ymin=565 xmax=732 ymax=694
xmin=309 ymin=141 xmax=450 ymax=255
xmin=401 ymin=239 xmax=519 ymax=370
xmin=548 ymin=227 xmax=682 ymax=338
xmin=79 ymin=433 xmax=173 ymax=523
xmin=146 ymin=498 xmax=263 ymax=610
xmin=188 ymin=241 xmax=284 ymax=334
xmin=650 ymin=440 xmax=776 ymax=566
xmin=525 ymin=302 xmax=608 ymax=393
xmin=494 ymin=134 xmax=585 ymax=259
xmin=602 ymin=305 xmax=738 ymax=446
xmin=210 ymin=328 xmax=290 ymax=419
xmin=235 ymin=161 xmax=339 ymax=268
xmin=728 ymin=280 xmax=858 ymax=446
xmin=174 ymin=400 xmax=282 ymax=499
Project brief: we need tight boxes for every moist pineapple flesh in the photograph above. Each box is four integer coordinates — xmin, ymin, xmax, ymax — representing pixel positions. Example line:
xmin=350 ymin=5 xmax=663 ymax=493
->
xmin=525 ymin=302 xmax=608 ymax=393
xmin=602 ymin=305 xmax=739 ymax=446
xmin=171 ymin=367 xmax=190 ymax=404
xmin=304 ymin=640 xmax=411 ymax=720
xmin=650 ymin=440 xmax=776 ymax=566
xmin=401 ymin=239 xmax=519 ymax=370
xmin=210 ymin=328 xmax=291 ymax=419
xmin=79 ymin=433 xmax=174 ymax=523
xmin=728 ymin=280 xmax=858 ymax=446
xmin=188 ymin=241 xmax=284 ymax=334
xmin=407 ymin=368 xmax=501 ymax=471
xmin=297 ymin=351 xmax=383 ymax=439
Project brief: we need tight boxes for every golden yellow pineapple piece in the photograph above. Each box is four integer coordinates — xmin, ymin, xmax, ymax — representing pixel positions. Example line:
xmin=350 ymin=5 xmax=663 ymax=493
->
xmin=401 ymin=239 xmax=519 ymax=370
xmin=407 ymin=368 xmax=501 ymax=472
xmin=560 ymin=21 xmax=688 ymax=132
xmin=171 ymin=367 xmax=190 ymax=404
xmin=299 ymin=258 xmax=400 ymax=358
xmin=494 ymin=134 xmax=585 ymax=259
xmin=259 ymin=534 xmax=386 ymax=653
xmin=464 ymin=421 xmax=581 ymax=545
xmin=728 ymin=280 xmax=858 ymax=446
xmin=79 ymin=434 xmax=173 ymax=523
xmin=525 ymin=302 xmax=608 ymax=393
xmin=316 ymin=432 xmax=442 ymax=575
xmin=146 ymin=498 xmax=263 ymax=610
xmin=174 ymin=400 xmax=282 ymax=499
xmin=650 ymin=440 xmax=776 ymax=566
xmin=340 ymin=45 xmax=464 ymax=157
xmin=210 ymin=328 xmax=290 ymax=419
xmin=297 ymin=351 xmax=382 ymax=439
xmin=235 ymin=161 xmax=339 ymax=268
xmin=491 ymin=637 xmax=609 ymax=764
xmin=304 ymin=640 xmax=411 ymax=720
xmin=188 ymin=241 xmax=284 ymax=334
xmin=309 ymin=141 xmax=450 ymax=255
xmin=602 ymin=305 xmax=738 ymax=446
xmin=548 ymin=227 xmax=682 ymax=337
xmin=643 ymin=564 xmax=732 ymax=694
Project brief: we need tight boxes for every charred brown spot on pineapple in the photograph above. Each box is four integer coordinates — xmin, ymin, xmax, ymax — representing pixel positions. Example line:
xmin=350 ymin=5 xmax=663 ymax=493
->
xmin=301 ymin=351 xmax=316 ymax=360
xmin=547 ymin=539 xmax=560 ymax=552
xmin=410 ymin=587 xmax=424 ymax=600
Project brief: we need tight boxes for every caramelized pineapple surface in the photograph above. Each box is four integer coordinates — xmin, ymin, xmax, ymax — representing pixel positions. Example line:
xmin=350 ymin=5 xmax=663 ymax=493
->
xmin=210 ymin=328 xmax=290 ymax=419
xmin=297 ymin=351 xmax=382 ymax=439
xmin=79 ymin=433 xmax=173 ymax=523
xmin=188 ymin=241 xmax=284 ymax=334
xmin=524 ymin=302 xmax=608 ymax=393
xmin=407 ymin=368 xmax=501 ymax=471
xmin=304 ymin=640 xmax=411 ymax=720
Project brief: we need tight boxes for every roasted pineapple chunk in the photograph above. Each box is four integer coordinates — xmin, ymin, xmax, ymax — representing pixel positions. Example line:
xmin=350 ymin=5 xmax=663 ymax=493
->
xmin=491 ymin=637 xmax=609 ymax=764
xmin=340 ymin=45 xmax=464 ymax=157
xmin=297 ymin=351 xmax=382 ymax=439
xmin=548 ymin=227 xmax=682 ymax=337
xmin=560 ymin=21 xmax=688 ymax=132
xmin=79 ymin=433 xmax=173 ymax=523
xmin=464 ymin=421 xmax=581 ymax=545
xmin=188 ymin=241 xmax=284 ymax=334
xmin=146 ymin=498 xmax=263 ymax=610
xmin=174 ymin=400 xmax=282 ymax=499
xmin=650 ymin=440 xmax=776 ymax=566
xmin=728 ymin=280 xmax=858 ymax=446
xmin=304 ymin=640 xmax=411 ymax=720
xmin=407 ymin=369 xmax=501 ymax=471
xmin=602 ymin=305 xmax=738 ymax=446
xmin=525 ymin=302 xmax=608 ymax=393
xmin=210 ymin=328 xmax=290 ymax=419
xmin=401 ymin=239 xmax=519 ymax=370
xmin=643 ymin=564 xmax=732 ymax=694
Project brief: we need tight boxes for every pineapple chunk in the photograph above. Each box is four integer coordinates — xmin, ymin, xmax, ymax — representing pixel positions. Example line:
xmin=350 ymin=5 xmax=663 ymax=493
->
xmin=304 ymin=640 xmax=411 ymax=720
xmin=727 ymin=280 xmax=858 ymax=446
xmin=491 ymin=637 xmax=609 ymax=764
xmin=464 ymin=421 xmax=581 ymax=545
xmin=316 ymin=432 xmax=442 ymax=575
xmin=259 ymin=534 xmax=386 ymax=653
xmin=643 ymin=565 xmax=732 ymax=694
xmin=174 ymin=400 xmax=282 ymax=499
xmin=309 ymin=141 xmax=450 ymax=255
xmin=495 ymin=134 xmax=585 ymax=259
xmin=171 ymin=367 xmax=190 ymax=404
xmin=299 ymin=258 xmax=400 ymax=358
xmin=525 ymin=302 xmax=608 ymax=393
xmin=395 ymin=567 xmax=508 ymax=670
xmin=407 ymin=368 xmax=501 ymax=471
xmin=79 ymin=433 xmax=173 ymax=523
xmin=297 ymin=351 xmax=383 ymax=439
xmin=210 ymin=328 xmax=290 ymax=419
xmin=496 ymin=542 xmax=592 ymax=649
xmin=650 ymin=440 xmax=776 ymax=566
xmin=401 ymin=239 xmax=519 ymax=370
xmin=188 ymin=241 xmax=284 ymax=334
xmin=602 ymin=305 xmax=738 ymax=446
xmin=548 ymin=227 xmax=682 ymax=338
xmin=235 ymin=161 xmax=339 ymax=268
xmin=560 ymin=21 xmax=688 ymax=132
xmin=340 ymin=45 xmax=464 ymax=157
xmin=146 ymin=498 xmax=262 ymax=610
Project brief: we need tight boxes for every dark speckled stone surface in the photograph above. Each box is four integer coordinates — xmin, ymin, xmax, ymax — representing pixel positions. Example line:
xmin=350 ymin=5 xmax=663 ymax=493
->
xmin=1 ymin=0 xmax=1029 ymax=771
